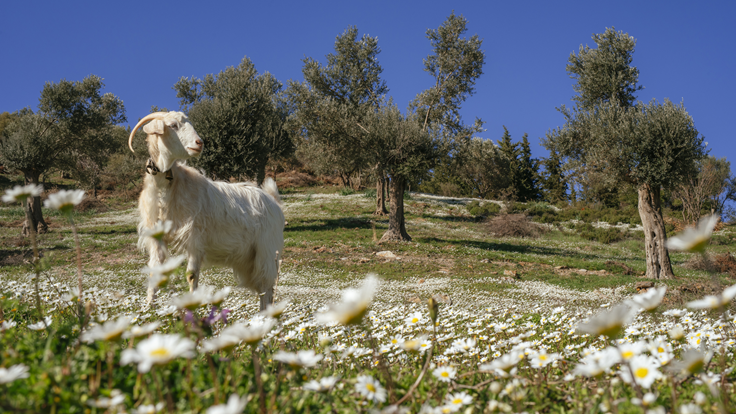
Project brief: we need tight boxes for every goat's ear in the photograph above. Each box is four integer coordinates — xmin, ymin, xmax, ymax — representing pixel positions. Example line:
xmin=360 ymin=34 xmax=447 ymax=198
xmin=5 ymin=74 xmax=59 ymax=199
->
xmin=143 ymin=120 xmax=165 ymax=135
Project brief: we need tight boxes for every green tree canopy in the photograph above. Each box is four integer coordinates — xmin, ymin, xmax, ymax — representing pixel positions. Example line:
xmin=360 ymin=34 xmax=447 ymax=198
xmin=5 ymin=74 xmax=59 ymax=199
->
xmin=545 ymin=27 xmax=706 ymax=279
xmin=174 ymin=57 xmax=292 ymax=184
xmin=288 ymin=26 xmax=387 ymax=187
xmin=0 ymin=75 xmax=125 ymax=234
xmin=566 ymin=27 xmax=643 ymax=110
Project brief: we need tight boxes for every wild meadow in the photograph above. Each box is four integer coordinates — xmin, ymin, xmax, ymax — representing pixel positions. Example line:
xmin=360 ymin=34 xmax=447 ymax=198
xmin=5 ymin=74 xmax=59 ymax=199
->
xmin=1 ymin=184 xmax=735 ymax=414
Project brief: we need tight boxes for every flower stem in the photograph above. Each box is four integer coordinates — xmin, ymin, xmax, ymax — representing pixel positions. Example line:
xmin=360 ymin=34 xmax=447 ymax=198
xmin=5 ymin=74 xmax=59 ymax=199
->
xmin=206 ymin=354 xmax=221 ymax=405
xmin=69 ymin=216 xmax=84 ymax=327
xmin=252 ymin=347 xmax=267 ymax=414
xmin=25 ymin=199 xmax=44 ymax=322
xmin=395 ymin=341 xmax=434 ymax=406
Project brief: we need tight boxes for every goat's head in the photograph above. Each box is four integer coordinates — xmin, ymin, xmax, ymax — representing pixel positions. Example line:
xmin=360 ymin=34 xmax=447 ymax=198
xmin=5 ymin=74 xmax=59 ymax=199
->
xmin=128 ymin=111 xmax=203 ymax=172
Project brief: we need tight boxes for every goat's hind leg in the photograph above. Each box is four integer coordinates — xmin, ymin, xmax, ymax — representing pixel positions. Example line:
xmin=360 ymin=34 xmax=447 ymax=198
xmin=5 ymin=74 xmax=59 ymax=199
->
xmin=186 ymin=253 xmax=203 ymax=292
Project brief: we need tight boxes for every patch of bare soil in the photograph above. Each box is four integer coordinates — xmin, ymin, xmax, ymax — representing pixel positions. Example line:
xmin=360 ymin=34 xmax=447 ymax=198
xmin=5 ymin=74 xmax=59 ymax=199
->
xmin=0 ymin=219 xmax=25 ymax=228
xmin=714 ymin=252 xmax=736 ymax=278
xmin=552 ymin=266 xmax=609 ymax=277
xmin=75 ymin=198 xmax=109 ymax=213
xmin=0 ymin=249 xmax=32 ymax=266
xmin=486 ymin=214 xmax=546 ymax=238
xmin=1 ymin=235 xmax=29 ymax=248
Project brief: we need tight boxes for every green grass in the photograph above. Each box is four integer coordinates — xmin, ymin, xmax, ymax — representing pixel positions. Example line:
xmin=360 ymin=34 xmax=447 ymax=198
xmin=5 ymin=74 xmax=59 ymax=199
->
xmin=2 ymin=182 xmax=736 ymax=413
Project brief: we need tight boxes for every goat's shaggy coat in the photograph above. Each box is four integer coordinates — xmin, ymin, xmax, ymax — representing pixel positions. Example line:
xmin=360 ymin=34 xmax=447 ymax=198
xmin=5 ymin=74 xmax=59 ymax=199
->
xmin=131 ymin=111 xmax=284 ymax=310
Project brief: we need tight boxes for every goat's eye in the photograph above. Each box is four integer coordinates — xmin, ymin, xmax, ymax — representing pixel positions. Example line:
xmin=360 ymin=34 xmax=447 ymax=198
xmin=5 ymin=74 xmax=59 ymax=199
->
xmin=169 ymin=123 xmax=179 ymax=131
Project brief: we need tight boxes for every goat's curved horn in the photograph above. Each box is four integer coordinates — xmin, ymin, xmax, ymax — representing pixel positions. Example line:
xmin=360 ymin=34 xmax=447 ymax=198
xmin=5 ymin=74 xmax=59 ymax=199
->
xmin=128 ymin=112 xmax=168 ymax=152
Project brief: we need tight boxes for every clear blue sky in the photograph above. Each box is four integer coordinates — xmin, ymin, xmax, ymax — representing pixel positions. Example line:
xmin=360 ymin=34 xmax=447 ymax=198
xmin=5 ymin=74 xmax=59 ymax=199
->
xmin=2 ymin=0 xmax=734 ymax=164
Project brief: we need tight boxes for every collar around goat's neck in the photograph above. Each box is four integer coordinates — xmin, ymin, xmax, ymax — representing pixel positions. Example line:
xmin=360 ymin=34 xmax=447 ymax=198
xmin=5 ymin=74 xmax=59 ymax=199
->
xmin=146 ymin=158 xmax=173 ymax=181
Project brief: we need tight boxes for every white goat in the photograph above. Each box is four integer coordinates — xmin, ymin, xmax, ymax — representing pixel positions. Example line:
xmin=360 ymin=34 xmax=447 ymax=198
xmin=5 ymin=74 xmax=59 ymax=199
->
xmin=129 ymin=111 xmax=284 ymax=310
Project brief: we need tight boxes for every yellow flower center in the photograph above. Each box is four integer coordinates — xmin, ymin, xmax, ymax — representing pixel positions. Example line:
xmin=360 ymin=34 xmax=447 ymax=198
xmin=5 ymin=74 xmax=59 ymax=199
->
xmin=150 ymin=348 xmax=170 ymax=357
xmin=366 ymin=383 xmax=376 ymax=392
xmin=635 ymin=367 xmax=649 ymax=379
xmin=622 ymin=350 xmax=634 ymax=359
xmin=539 ymin=355 xmax=547 ymax=361
xmin=657 ymin=347 xmax=664 ymax=353
xmin=452 ymin=398 xmax=462 ymax=404
xmin=441 ymin=372 xmax=449 ymax=378
xmin=411 ymin=318 xmax=419 ymax=323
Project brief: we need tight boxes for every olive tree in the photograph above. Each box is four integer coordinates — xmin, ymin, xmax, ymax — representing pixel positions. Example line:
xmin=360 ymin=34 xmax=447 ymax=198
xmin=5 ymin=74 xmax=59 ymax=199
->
xmin=455 ymin=136 xmax=509 ymax=199
xmin=374 ymin=12 xmax=485 ymax=242
xmin=288 ymin=26 xmax=388 ymax=213
xmin=0 ymin=76 xmax=125 ymax=235
xmin=547 ymin=94 xmax=704 ymax=280
xmin=174 ymin=57 xmax=292 ymax=185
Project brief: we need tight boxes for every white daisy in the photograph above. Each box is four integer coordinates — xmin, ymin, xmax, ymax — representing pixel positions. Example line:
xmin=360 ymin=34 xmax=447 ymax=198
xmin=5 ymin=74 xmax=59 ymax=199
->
xmin=630 ymin=286 xmax=667 ymax=311
xmin=43 ymin=189 xmax=85 ymax=214
xmin=446 ymin=391 xmax=473 ymax=408
xmin=143 ymin=220 xmax=173 ymax=241
xmin=0 ymin=320 xmax=18 ymax=331
xmin=144 ymin=255 xmax=186 ymax=278
xmin=315 ymin=275 xmax=377 ymax=326
xmin=259 ymin=300 xmax=290 ymax=319
xmin=666 ymin=215 xmax=718 ymax=252
xmin=619 ymin=355 xmax=662 ymax=389
xmin=0 ymin=364 xmax=30 ymax=384
xmin=273 ymin=350 xmax=323 ymax=368
xmin=480 ymin=350 xmax=523 ymax=373
xmin=206 ymin=394 xmax=248 ymax=414
xmin=221 ymin=320 xmax=275 ymax=346
xmin=87 ymin=389 xmax=125 ymax=409
xmin=667 ymin=349 xmax=712 ymax=376
xmin=120 ymin=333 xmax=195 ymax=373
xmin=132 ymin=402 xmax=166 ymax=414
xmin=2 ymin=184 xmax=43 ymax=203
xmin=575 ymin=303 xmax=635 ymax=338
xmin=433 ymin=366 xmax=457 ymax=383
xmin=170 ymin=288 xmax=209 ymax=311
xmin=81 ymin=315 xmax=132 ymax=343
xmin=303 ymin=376 xmax=339 ymax=392
xmin=687 ymin=284 xmax=736 ymax=310
xmin=28 ymin=316 xmax=52 ymax=331
xmin=123 ymin=321 xmax=162 ymax=339
xmin=355 ymin=375 xmax=386 ymax=403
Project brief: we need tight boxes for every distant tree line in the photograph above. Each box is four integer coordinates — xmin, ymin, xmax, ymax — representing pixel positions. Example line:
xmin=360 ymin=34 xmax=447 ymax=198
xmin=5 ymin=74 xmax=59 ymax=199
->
xmin=2 ymin=20 xmax=735 ymax=256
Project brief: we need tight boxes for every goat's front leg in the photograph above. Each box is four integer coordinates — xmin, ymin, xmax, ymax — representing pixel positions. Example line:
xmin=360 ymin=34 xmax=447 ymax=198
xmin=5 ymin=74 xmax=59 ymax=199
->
xmin=146 ymin=242 xmax=168 ymax=305
xmin=259 ymin=286 xmax=274 ymax=311
xmin=186 ymin=253 xmax=203 ymax=292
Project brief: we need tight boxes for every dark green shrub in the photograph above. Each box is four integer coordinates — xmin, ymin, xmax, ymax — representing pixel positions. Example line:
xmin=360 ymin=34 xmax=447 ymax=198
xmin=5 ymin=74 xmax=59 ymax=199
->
xmin=507 ymin=202 xmax=526 ymax=214
xmin=574 ymin=223 xmax=626 ymax=244
xmin=466 ymin=201 xmax=501 ymax=217
xmin=363 ymin=188 xmax=376 ymax=199
xmin=537 ymin=212 xmax=558 ymax=224
xmin=340 ymin=188 xmax=356 ymax=196
xmin=526 ymin=203 xmax=553 ymax=217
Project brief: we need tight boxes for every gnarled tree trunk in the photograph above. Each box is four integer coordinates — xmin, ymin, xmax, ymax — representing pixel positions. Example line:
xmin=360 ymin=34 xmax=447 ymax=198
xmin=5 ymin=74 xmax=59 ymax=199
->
xmin=380 ymin=175 xmax=411 ymax=242
xmin=373 ymin=175 xmax=388 ymax=215
xmin=22 ymin=172 xmax=48 ymax=236
xmin=638 ymin=183 xmax=674 ymax=279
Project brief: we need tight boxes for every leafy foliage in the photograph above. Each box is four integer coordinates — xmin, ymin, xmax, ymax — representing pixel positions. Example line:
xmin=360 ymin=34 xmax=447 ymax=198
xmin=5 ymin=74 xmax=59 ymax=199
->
xmin=566 ymin=27 xmax=643 ymax=110
xmin=174 ymin=57 xmax=292 ymax=184
xmin=288 ymin=26 xmax=386 ymax=186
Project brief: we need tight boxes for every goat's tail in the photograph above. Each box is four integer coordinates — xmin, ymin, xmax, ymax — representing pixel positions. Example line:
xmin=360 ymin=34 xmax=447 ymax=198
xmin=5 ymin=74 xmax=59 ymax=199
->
xmin=262 ymin=177 xmax=282 ymax=206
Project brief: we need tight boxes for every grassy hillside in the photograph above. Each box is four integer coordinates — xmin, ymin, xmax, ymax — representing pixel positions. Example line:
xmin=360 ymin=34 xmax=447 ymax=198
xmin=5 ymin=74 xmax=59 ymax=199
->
xmin=1 ymin=179 xmax=735 ymax=413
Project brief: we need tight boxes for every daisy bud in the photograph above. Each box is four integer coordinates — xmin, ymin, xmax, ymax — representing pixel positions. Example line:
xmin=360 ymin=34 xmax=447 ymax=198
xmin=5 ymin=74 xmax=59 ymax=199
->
xmin=428 ymin=297 xmax=439 ymax=325
xmin=668 ymin=325 xmax=685 ymax=341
